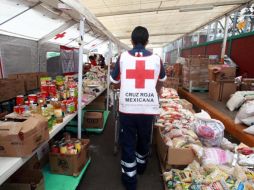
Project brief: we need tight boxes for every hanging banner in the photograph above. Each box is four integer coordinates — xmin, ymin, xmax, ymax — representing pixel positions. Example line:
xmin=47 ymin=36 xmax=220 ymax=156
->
xmin=60 ymin=46 xmax=79 ymax=75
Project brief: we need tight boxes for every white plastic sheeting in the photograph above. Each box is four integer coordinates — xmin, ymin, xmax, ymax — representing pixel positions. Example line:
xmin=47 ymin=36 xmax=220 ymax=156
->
xmin=0 ymin=0 xmax=109 ymax=50
xmin=82 ymin=0 xmax=249 ymax=48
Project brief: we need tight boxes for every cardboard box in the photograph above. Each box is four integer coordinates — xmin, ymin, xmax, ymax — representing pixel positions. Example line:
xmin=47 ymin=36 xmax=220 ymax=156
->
xmin=156 ymin=127 xmax=195 ymax=169
xmin=0 ymin=78 xmax=25 ymax=101
xmin=208 ymin=65 xmax=236 ymax=81
xmin=83 ymin=111 xmax=103 ymax=129
xmin=49 ymin=139 xmax=89 ymax=176
xmin=13 ymin=79 xmax=25 ymax=95
xmin=17 ymin=73 xmax=38 ymax=92
xmin=163 ymin=77 xmax=181 ymax=89
xmin=0 ymin=79 xmax=16 ymax=102
xmin=241 ymin=78 xmax=254 ymax=91
xmin=209 ymin=81 xmax=237 ymax=102
xmin=0 ymin=169 xmax=45 ymax=190
xmin=0 ymin=114 xmax=49 ymax=157
xmin=8 ymin=74 xmax=18 ymax=79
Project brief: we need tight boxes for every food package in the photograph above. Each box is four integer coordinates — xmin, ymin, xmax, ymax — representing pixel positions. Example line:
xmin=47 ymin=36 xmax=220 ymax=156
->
xmin=202 ymin=148 xmax=234 ymax=165
xmin=244 ymin=125 xmax=254 ymax=135
xmin=226 ymin=92 xmax=245 ymax=111
xmin=159 ymin=87 xmax=179 ymax=100
xmin=220 ymin=138 xmax=237 ymax=152
xmin=238 ymin=154 xmax=254 ymax=166
xmin=194 ymin=118 xmax=225 ymax=147
xmin=233 ymin=164 xmax=247 ymax=181
xmin=235 ymin=100 xmax=254 ymax=124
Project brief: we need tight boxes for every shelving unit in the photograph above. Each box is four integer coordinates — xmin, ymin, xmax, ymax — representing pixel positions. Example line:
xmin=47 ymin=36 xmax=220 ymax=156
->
xmin=0 ymin=89 xmax=106 ymax=185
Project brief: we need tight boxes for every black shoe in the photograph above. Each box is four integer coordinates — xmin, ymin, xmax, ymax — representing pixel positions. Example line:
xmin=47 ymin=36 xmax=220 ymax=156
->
xmin=121 ymin=176 xmax=137 ymax=190
xmin=137 ymin=167 xmax=146 ymax=175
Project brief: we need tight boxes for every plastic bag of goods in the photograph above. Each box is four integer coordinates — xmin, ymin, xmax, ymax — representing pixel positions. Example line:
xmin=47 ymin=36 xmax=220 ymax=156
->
xmin=226 ymin=92 xmax=245 ymax=111
xmin=235 ymin=100 xmax=254 ymax=124
xmin=194 ymin=118 xmax=225 ymax=147
xmin=202 ymin=148 xmax=234 ymax=165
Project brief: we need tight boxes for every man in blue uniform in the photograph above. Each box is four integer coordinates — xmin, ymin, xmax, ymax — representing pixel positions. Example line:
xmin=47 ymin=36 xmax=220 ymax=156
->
xmin=110 ymin=26 xmax=166 ymax=190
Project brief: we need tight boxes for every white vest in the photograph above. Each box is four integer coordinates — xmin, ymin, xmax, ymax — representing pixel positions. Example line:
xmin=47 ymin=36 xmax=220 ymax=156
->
xmin=119 ymin=51 xmax=161 ymax=115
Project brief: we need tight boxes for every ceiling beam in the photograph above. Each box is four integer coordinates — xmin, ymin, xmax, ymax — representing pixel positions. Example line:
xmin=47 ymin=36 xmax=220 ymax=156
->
xmin=163 ymin=0 xmax=253 ymax=47
xmin=38 ymin=19 xmax=77 ymax=44
xmin=117 ymin=32 xmax=184 ymax=39
xmin=95 ymin=0 xmax=249 ymax=17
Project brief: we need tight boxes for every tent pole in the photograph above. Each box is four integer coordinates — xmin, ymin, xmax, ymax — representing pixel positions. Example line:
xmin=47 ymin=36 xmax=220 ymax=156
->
xmin=78 ymin=17 xmax=85 ymax=139
xmin=221 ymin=15 xmax=229 ymax=62
xmin=106 ymin=41 xmax=112 ymax=111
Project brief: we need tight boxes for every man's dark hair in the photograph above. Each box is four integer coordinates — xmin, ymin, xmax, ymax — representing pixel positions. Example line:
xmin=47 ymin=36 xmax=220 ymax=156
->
xmin=131 ymin=26 xmax=149 ymax=46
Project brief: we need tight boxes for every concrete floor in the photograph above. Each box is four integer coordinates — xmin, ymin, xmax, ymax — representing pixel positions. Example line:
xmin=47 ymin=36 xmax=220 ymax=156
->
xmin=77 ymin=111 xmax=164 ymax=190
xmin=192 ymin=92 xmax=237 ymax=119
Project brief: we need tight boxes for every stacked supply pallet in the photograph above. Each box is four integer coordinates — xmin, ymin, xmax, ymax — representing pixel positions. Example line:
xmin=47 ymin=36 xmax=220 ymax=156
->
xmin=164 ymin=63 xmax=182 ymax=89
xmin=182 ymin=55 xmax=209 ymax=92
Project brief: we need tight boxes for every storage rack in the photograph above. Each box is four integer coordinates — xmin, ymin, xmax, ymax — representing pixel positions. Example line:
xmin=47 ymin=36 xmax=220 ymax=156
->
xmin=0 ymin=88 xmax=107 ymax=185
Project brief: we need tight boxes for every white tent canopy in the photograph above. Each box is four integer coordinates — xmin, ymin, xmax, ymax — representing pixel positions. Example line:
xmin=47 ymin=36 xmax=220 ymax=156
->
xmin=81 ymin=0 xmax=251 ymax=48
xmin=0 ymin=0 xmax=127 ymax=51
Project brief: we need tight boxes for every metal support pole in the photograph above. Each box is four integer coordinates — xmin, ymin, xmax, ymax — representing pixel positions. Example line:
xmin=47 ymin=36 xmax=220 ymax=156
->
xmin=232 ymin=11 xmax=238 ymax=36
xmin=214 ymin=21 xmax=218 ymax=40
xmin=106 ymin=41 xmax=112 ymax=111
xmin=207 ymin=24 xmax=211 ymax=42
xmin=177 ymin=40 xmax=180 ymax=58
xmin=78 ymin=17 xmax=85 ymax=139
xmin=221 ymin=16 xmax=229 ymax=62
xmin=37 ymin=43 xmax=40 ymax=72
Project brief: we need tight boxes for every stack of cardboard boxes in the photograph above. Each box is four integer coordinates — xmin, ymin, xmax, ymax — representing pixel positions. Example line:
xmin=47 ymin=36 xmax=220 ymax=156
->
xmin=0 ymin=79 xmax=25 ymax=102
xmin=208 ymin=65 xmax=236 ymax=101
xmin=182 ymin=56 xmax=210 ymax=91
xmin=0 ymin=72 xmax=48 ymax=103
xmin=164 ymin=63 xmax=182 ymax=89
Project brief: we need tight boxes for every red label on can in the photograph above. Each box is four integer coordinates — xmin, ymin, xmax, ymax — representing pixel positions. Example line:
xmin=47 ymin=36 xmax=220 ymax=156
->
xmin=28 ymin=94 xmax=38 ymax=104
xmin=16 ymin=95 xmax=24 ymax=106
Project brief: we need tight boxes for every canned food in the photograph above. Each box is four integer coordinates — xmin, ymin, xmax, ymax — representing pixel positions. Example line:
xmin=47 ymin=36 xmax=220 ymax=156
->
xmin=51 ymin=145 xmax=60 ymax=153
xmin=74 ymin=140 xmax=82 ymax=153
xmin=14 ymin=105 xmax=25 ymax=114
xmin=59 ymin=143 xmax=67 ymax=154
xmin=28 ymin=94 xmax=38 ymax=104
xmin=40 ymin=85 xmax=48 ymax=93
xmin=16 ymin=95 xmax=24 ymax=105
xmin=48 ymin=85 xmax=57 ymax=97
xmin=66 ymin=141 xmax=74 ymax=150
xmin=66 ymin=101 xmax=75 ymax=114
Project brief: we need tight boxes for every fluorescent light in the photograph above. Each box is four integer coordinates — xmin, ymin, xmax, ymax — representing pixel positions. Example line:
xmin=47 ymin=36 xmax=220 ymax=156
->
xmin=179 ymin=5 xmax=214 ymax=12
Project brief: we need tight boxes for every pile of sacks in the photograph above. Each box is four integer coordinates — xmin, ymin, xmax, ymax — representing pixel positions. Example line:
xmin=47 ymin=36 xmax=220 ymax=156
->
xmin=156 ymin=88 xmax=198 ymax=148
xmin=226 ymin=91 xmax=254 ymax=134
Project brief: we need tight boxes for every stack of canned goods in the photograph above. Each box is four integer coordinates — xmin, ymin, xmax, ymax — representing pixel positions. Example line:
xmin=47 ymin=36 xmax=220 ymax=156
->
xmin=51 ymin=133 xmax=82 ymax=155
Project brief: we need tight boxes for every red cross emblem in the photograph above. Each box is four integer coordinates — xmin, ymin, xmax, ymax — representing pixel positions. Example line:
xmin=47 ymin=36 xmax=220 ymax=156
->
xmin=54 ymin=32 xmax=66 ymax=40
xmin=126 ymin=60 xmax=154 ymax=89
